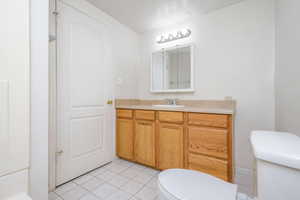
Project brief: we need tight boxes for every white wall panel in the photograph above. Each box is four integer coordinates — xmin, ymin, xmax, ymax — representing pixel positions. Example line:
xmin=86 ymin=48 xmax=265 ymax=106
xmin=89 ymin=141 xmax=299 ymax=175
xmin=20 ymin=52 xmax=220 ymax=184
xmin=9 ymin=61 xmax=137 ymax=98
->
xmin=0 ymin=0 xmax=30 ymax=198
xmin=275 ymin=0 xmax=300 ymax=136
xmin=30 ymin=0 xmax=49 ymax=199
xmin=0 ymin=81 xmax=10 ymax=175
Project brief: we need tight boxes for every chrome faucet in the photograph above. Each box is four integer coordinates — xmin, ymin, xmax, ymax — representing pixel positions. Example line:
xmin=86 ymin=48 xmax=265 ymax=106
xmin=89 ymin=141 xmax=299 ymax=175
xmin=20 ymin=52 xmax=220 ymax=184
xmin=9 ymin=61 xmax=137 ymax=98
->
xmin=166 ymin=99 xmax=178 ymax=105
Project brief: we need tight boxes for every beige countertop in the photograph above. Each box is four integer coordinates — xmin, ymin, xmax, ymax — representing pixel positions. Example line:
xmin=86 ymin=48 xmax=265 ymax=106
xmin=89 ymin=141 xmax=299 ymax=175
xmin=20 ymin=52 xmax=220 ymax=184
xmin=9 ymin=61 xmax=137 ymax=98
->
xmin=115 ymin=99 xmax=235 ymax=115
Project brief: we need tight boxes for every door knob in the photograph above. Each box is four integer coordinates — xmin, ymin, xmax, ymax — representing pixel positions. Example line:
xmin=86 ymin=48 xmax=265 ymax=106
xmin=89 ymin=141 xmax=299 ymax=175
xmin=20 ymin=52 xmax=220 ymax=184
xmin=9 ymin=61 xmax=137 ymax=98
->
xmin=107 ymin=100 xmax=113 ymax=105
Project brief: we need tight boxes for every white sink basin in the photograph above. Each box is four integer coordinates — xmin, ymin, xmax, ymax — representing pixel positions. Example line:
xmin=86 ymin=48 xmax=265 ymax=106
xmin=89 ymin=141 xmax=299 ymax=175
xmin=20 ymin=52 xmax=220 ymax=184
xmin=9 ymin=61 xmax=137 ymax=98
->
xmin=153 ymin=104 xmax=185 ymax=108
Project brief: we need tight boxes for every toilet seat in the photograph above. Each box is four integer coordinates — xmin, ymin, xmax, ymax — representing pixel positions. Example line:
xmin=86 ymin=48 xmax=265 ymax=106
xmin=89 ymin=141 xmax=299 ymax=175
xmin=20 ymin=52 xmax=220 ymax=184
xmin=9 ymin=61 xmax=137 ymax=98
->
xmin=158 ymin=169 xmax=237 ymax=200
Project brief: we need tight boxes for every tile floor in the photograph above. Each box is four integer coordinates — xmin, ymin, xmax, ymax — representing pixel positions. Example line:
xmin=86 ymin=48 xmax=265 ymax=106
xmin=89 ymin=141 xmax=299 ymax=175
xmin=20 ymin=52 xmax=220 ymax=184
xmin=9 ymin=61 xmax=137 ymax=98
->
xmin=49 ymin=158 xmax=252 ymax=200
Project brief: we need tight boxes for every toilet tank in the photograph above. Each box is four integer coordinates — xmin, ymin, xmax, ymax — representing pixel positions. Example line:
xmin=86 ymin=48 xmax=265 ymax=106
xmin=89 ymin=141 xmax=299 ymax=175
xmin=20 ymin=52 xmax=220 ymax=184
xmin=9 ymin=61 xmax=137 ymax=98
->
xmin=251 ymin=131 xmax=300 ymax=200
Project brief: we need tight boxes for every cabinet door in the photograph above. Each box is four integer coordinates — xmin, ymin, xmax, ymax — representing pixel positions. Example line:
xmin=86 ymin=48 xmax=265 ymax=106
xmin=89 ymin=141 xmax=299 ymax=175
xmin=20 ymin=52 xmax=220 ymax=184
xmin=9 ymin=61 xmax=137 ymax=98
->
xmin=134 ymin=120 xmax=156 ymax=166
xmin=117 ymin=119 xmax=134 ymax=160
xmin=158 ymin=123 xmax=184 ymax=170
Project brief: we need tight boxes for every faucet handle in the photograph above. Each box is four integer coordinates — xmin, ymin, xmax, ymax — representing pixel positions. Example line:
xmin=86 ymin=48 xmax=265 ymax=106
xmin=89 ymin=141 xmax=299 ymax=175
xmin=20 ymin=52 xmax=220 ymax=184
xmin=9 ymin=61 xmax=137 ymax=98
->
xmin=173 ymin=98 xmax=180 ymax=105
xmin=165 ymin=98 xmax=178 ymax=105
xmin=165 ymin=99 xmax=172 ymax=105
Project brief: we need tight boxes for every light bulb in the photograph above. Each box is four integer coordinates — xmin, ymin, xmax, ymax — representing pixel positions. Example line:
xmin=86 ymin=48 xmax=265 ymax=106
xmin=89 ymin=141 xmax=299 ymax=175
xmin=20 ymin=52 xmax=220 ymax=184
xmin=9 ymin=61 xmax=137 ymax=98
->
xmin=182 ymin=29 xmax=191 ymax=36
xmin=156 ymin=29 xmax=191 ymax=43
xmin=176 ymin=31 xmax=183 ymax=38
xmin=156 ymin=36 xmax=161 ymax=42
xmin=156 ymin=35 xmax=165 ymax=43
xmin=181 ymin=29 xmax=188 ymax=35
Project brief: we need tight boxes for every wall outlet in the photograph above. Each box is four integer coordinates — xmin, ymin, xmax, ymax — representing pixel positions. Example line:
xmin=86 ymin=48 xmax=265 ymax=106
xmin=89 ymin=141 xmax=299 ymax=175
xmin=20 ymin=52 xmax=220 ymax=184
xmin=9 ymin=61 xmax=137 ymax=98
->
xmin=116 ymin=77 xmax=123 ymax=86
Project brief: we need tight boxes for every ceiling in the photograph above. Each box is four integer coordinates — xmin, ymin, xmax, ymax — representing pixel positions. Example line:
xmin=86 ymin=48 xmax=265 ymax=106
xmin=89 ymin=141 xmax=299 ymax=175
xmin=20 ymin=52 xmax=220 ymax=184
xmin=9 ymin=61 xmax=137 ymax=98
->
xmin=87 ymin=0 xmax=244 ymax=33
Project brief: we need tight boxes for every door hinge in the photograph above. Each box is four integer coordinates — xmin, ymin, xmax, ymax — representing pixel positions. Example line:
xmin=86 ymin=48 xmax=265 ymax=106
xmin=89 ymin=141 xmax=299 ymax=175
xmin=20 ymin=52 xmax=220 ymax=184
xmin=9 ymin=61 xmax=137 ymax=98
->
xmin=49 ymin=35 xmax=57 ymax=42
xmin=56 ymin=150 xmax=64 ymax=156
xmin=107 ymin=100 xmax=113 ymax=105
xmin=52 ymin=11 xmax=59 ymax=16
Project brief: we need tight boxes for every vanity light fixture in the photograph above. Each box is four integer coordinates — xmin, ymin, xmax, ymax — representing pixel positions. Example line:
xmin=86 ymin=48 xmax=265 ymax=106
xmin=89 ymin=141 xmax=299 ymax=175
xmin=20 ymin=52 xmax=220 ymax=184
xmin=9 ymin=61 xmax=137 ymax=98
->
xmin=156 ymin=29 xmax=191 ymax=44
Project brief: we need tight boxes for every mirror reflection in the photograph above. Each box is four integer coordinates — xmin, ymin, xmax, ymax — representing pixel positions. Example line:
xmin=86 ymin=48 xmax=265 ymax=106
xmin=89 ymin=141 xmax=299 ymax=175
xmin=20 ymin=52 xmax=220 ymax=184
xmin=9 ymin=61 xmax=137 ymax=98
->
xmin=151 ymin=45 xmax=193 ymax=92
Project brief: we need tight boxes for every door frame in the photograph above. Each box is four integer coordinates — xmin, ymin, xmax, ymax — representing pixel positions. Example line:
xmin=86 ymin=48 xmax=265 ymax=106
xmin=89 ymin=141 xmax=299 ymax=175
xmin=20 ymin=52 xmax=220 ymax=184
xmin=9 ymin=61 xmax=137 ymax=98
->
xmin=48 ymin=0 xmax=117 ymax=191
xmin=49 ymin=0 xmax=57 ymax=191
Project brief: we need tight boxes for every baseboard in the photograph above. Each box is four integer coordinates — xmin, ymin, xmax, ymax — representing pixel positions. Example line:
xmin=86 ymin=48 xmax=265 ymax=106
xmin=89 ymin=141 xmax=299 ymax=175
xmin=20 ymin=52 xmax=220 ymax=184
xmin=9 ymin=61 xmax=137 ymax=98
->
xmin=235 ymin=167 xmax=255 ymax=197
xmin=6 ymin=193 xmax=32 ymax=200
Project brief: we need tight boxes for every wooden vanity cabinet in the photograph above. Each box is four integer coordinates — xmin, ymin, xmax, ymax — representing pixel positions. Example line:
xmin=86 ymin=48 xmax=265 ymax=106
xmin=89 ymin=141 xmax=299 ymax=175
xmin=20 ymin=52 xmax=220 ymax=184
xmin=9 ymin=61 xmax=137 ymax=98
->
xmin=116 ymin=109 xmax=233 ymax=182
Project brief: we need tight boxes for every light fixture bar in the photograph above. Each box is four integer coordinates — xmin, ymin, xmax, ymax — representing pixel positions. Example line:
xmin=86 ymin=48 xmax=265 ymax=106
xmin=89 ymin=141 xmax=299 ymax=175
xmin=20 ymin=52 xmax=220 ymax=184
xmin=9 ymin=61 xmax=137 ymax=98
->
xmin=156 ymin=29 xmax=191 ymax=44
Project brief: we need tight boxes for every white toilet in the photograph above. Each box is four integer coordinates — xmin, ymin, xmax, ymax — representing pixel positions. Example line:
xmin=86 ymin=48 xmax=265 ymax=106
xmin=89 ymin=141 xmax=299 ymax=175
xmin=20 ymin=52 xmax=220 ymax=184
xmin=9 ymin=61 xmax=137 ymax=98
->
xmin=158 ymin=131 xmax=300 ymax=200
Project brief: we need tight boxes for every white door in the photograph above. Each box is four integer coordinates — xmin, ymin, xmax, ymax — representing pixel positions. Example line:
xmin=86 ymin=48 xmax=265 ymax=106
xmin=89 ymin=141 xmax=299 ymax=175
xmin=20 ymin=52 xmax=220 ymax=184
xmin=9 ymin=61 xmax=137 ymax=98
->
xmin=56 ymin=2 xmax=114 ymax=185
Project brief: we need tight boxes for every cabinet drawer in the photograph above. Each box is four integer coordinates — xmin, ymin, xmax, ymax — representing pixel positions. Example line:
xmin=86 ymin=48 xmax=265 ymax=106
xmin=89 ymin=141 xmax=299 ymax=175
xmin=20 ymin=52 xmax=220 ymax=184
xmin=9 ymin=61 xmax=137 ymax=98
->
xmin=188 ymin=153 xmax=228 ymax=181
xmin=188 ymin=113 xmax=228 ymax=128
xmin=135 ymin=110 xmax=155 ymax=121
xmin=159 ymin=111 xmax=184 ymax=123
xmin=117 ymin=109 xmax=133 ymax=119
xmin=188 ymin=127 xmax=228 ymax=159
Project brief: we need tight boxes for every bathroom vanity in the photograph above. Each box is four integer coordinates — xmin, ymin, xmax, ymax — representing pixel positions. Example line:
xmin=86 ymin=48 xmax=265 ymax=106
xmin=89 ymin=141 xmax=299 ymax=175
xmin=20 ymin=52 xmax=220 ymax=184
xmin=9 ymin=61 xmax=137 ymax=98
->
xmin=115 ymin=100 xmax=235 ymax=182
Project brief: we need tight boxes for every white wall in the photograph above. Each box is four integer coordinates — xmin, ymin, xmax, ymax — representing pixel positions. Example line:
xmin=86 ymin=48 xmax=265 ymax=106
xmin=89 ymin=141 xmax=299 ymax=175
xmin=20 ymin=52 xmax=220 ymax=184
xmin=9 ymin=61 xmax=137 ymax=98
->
xmin=0 ymin=0 xmax=30 ymax=198
xmin=112 ymin=27 xmax=140 ymax=99
xmin=138 ymin=0 xmax=275 ymax=195
xmin=61 ymin=0 xmax=140 ymax=100
xmin=30 ymin=0 xmax=49 ymax=199
xmin=275 ymin=0 xmax=300 ymax=136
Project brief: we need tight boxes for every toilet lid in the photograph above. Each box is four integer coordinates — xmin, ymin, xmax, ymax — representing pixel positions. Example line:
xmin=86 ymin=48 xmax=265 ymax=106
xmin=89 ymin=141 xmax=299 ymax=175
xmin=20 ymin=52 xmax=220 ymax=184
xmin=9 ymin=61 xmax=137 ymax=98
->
xmin=158 ymin=169 xmax=237 ymax=200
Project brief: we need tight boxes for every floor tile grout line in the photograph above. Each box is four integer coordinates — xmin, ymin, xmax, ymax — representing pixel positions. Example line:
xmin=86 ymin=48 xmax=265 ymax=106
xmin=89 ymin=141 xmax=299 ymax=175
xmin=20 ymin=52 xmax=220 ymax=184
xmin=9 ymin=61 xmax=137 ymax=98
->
xmin=79 ymin=186 xmax=102 ymax=200
xmin=75 ymin=170 xmax=136 ymax=199
xmin=100 ymin=162 xmax=157 ymax=185
xmin=54 ymin=190 xmax=68 ymax=200
xmin=105 ymin=163 xmax=150 ymax=197
xmin=54 ymin=183 xmax=77 ymax=198
xmin=130 ymin=175 xmax=158 ymax=200
xmin=60 ymin=181 xmax=91 ymax=200
xmin=53 ymin=159 xmax=160 ymax=200
xmin=53 ymin=157 xmax=252 ymax=200
xmin=51 ymin=191 xmax=64 ymax=200
xmin=95 ymin=160 xmax=158 ymax=199
xmin=54 ymin=176 xmax=100 ymax=200
xmin=92 ymin=181 xmax=134 ymax=200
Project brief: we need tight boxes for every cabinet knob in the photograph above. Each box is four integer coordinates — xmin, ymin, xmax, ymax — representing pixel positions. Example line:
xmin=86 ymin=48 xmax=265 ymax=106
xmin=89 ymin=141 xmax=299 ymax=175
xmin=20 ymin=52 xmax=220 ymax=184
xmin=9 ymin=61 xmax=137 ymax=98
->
xmin=107 ymin=100 xmax=113 ymax=105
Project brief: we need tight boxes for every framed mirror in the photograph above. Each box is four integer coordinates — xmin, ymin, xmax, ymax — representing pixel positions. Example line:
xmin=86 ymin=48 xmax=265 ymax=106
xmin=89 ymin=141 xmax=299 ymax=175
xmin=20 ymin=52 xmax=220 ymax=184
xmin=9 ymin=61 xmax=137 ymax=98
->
xmin=151 ymin=44 xmax=194 ymax=93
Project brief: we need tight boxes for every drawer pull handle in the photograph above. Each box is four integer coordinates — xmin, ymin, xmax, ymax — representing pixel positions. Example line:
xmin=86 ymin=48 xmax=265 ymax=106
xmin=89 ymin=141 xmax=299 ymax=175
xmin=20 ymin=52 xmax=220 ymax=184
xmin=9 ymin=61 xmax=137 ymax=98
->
xmin=139 ymin=122 xmax=149 ymax=125
xmin=190 ymin=144 xmax=227 ymax=153
xmin=163 ymin=125 xmax=179 ymax=130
